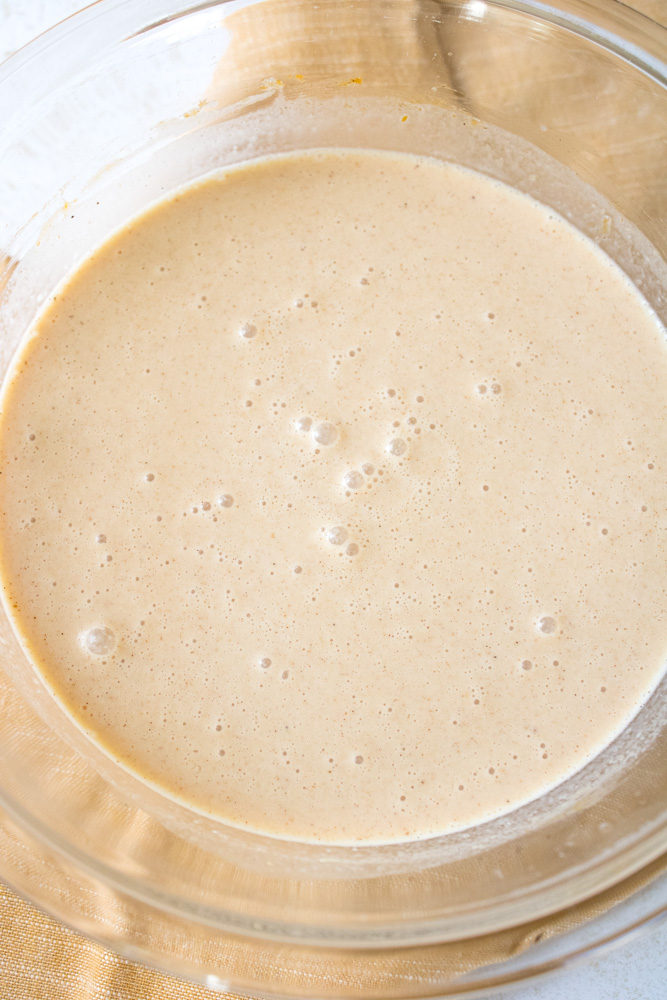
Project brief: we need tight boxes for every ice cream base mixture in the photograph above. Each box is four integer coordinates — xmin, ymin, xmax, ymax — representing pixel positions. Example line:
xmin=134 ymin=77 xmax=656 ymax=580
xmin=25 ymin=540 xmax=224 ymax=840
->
xmin=1 ymin=150 xmax=666 ymax=844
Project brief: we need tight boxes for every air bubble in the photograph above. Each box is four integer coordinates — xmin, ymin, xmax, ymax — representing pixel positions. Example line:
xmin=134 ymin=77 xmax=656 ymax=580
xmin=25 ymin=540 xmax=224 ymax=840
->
xmin=80 ymin=626 xmax=116 ymax=656
xmin=362 ymin=463 xmax=375 ymax=476
xmin=537 ymin=616 xmax=557 ymax=634
xmin=145 ymin=473 xmax=155 ymax=482
xmin=259 ymin=657 xmax=272 ymax=669
xmin=327 ymin=526 xmax=348 ymax=546
xmin=346 ymin=543 xmax=359 ymax=556
xmin=477 ymin=384 xmax=487 ymax=395
xmin=387 ymin=438 xmax=407 ymax=456
xmin=354 ymin=755 xmax=364 ymax=764
xmin=313 ymin=422 xmax=338 ymax=446
xmin=491 ymin=383 xmax=502 ymax=394
xmin=343 ymin=470 xmax=364 ymax=490
xmin=219 ymin=495 xmax=234 ymax=508
xmin=239 ymin=323 xmax=257 ymax=339
xmin=293 ymin=565 xmax=303 ymax=575
xmin=295 ymin=416 xmax=312 ymax=432
xmin=96 ymin=534 xmax=106 ymax=544
xmin=521 ymin=659 xmax=533 ymax=671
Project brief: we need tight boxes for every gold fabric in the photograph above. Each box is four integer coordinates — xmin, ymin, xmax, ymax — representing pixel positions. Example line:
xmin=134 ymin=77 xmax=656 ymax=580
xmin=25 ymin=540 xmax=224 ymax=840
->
xmin=1 ymin=0 xmax=665 ymax=996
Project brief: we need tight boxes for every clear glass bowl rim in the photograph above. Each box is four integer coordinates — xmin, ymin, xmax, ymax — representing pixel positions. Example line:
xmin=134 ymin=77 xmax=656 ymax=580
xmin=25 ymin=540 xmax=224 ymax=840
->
xmin=0 ymin=0 xmax=666 ymax=994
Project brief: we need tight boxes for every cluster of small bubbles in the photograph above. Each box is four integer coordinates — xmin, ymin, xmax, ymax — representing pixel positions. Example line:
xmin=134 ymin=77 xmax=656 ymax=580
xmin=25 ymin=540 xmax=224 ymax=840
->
xmin=537 ymin=616 xmax=557 ymax=635
xmin=96 ymin=534 xmax=106 ymax=544
xmin=313 ymin=422 xmax=338 ymax=446
xmin=218 ymin=494 xmax=234 ymax=508
xmin=239 ymin=322 xmax=257 ymax=339
xmin=343 ymin=470 xmax=364 ymax=490
xmin=295 ymin=416 xmax=312 ymax=432
xmin=346 ymin=543 xmax=359 ymax=556
xmin=259 ymin=657 xmax=272 ymax=669
xmin=521 ymin=659 xmax=533 ymax=671
xmin=362 ymin=463 xmax=374 ymax=476
xmin=387 ymin=438 xmax=407 ymax=457
xmin=327 ymin=526 xmax=348 ymax=546
xmin=79 ymin=626 xmax=116 ymax=656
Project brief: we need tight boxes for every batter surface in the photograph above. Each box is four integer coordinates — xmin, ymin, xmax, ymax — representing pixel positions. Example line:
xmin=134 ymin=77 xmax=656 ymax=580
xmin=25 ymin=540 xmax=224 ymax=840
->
xmin=1 ymin=151 xmax=666 ymax=843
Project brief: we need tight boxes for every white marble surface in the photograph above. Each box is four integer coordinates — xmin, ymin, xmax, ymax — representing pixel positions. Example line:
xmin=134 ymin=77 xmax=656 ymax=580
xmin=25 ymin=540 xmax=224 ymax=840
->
xmin=504 ymin=920 xmax=667 ymax=1000
xmin=1 ymin=1 xmax=666 ymax=997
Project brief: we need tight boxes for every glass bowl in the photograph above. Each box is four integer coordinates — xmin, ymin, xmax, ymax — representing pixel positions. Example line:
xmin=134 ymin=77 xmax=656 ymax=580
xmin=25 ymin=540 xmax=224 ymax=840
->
xmin=0 ymin=0 xmax=665 ymax=995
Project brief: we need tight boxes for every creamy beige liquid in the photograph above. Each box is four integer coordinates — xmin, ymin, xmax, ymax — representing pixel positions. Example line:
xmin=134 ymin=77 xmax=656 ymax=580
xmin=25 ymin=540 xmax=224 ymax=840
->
xmin=1 ymin=151 xmax=666 ymax=844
